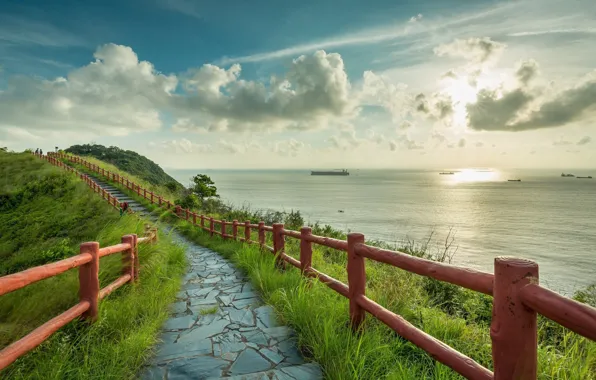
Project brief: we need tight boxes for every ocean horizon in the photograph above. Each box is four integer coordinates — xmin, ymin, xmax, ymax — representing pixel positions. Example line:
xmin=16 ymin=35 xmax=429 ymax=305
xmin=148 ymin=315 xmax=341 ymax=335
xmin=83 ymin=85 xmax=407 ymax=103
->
xmin=168 ymin=168 xmax=596 ymax=295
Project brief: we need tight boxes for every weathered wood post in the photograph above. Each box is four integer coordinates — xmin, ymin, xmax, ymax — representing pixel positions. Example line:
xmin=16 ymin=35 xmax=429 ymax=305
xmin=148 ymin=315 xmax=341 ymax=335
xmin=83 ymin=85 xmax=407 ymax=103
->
xmin=272 ymin=223 xmax=284 ymax=260
xmin=144 ymin=189 xmax=147 ymax=199
xmin=200 ymin=215 xmax=205 ymax=228
xmin=300 ymin=227 xmax=313 ymax=274
xmin=185 ymin=208 xmax=189 ymax=221
xmin=121 ymin=235 xmax=136 ymax=283
xmin=210 ymin=217 xmax=214 ymax=237
xmin=491 ymin=257 xmax=538 ymax=379
xmin=232 ymin=220 xmax=238 ymax=240
xmin=244 ymin=221 xmax=251 ymax=242
xmin=136 ymin=184 xmax=140 ymax=196
xmin=79 ymin=241 xmax=100 ymax=321
xmin=150 ymin=192 xmax=154 ymax=204
xmin=221 ymin=220 xmax=227 ymax=239
xmin=347 ymin=233 xmax=366 ymax=330
xmin=158 ymin=196 xmax=162 ymax=207
xmin=175 ymin=205 xmax=181 ymax=217
xmin=258 ymin=221 xmax=265 ymax=248
xmin=193 ymin=212 xmax=197 ymax=225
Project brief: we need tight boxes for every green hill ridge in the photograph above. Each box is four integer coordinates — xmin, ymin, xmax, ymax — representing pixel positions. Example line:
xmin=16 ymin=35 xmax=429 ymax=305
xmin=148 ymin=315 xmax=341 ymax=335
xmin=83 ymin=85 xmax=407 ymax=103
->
xmin=65 ymin=144 xmax=183 ymax=189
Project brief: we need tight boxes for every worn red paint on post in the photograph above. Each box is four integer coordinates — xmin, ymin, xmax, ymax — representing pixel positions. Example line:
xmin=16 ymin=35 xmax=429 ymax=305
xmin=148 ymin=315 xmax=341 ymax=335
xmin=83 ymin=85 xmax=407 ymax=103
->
xmin=258 ymin=221 xmax=265 ymax=247
xmin=121 ymin=235 xmax=135 ymax=283
xmin=347 ymin=233 xmax=366 ymax=329
xmin=300 ymin=227 xmax=313 ymax=273
xmin=79 ymin=242 xmax=100 ymax=321
xmin=210 ymin=217 xmax=214 ymax=237
xmin=221 ymin=220 xmax=227 ymax=239
xmin=491 ymin=257 xmax=538 ymax=380
xmin=244 ymin=221 xmax=251 ymax=242
xmin=232 ymin=220 xmax=238 ymax=240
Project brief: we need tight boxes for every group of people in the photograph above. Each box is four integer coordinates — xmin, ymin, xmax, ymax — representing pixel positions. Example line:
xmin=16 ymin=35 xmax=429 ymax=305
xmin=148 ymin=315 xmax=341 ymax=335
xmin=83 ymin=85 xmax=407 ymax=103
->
xmin=34 ymin=148 xmax=43 ymax=155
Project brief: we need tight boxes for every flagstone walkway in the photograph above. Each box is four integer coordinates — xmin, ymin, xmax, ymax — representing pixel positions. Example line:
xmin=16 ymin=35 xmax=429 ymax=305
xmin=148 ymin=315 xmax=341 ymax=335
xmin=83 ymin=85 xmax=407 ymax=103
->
xmin=89 ymin=176 xmax=323 ymax=380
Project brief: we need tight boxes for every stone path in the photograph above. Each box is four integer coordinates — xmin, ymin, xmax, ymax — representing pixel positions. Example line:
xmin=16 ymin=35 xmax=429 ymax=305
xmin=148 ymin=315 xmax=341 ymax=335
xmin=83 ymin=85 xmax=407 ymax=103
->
xmin=89 ymin=176 xmax=323 ymax=380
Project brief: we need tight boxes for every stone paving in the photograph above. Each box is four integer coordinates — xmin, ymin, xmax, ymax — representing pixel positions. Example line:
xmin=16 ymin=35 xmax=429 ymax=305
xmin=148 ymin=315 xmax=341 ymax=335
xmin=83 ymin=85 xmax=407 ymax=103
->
xmin=90 ymin=177 xmax=323 ymax=380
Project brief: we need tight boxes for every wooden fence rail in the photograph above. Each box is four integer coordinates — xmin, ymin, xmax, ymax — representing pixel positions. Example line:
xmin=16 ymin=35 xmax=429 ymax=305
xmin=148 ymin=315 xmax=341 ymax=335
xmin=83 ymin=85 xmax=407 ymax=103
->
xmin=0 ymin=231 xmax=157 ymax=371
xmin=47 ymin=152 xmax=596 ymax=380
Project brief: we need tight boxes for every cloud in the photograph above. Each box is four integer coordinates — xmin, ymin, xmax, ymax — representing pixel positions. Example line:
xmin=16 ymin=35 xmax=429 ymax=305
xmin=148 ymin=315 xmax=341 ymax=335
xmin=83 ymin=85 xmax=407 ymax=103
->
xmin=149 ymin=138 xmax=212 ymax=154
xmin=577 ymin=136 xmax=591 ymax=145
xmin=409 ymin=14 xmax=423 ymax=23
xmin=398 ymin=120 xmax=413 ymax=130
xmin=389 ymin=141 xmax=398 ymax=151
xmin=434 ymin=37 xmax=506 ymax=64
xmin=0 ymin=45 xmax=357 ymax=137
xmin=475 ymin=141 xmax=484 ymax=147
xmin=516 ymin=59 xmax=539 ymax=85
xmin=458 ymin=138 xmax=466 ymax=148
xmin=414 ymin=93 xmax=454 ymax=122
xmin=397 ymin=134 xmax=424 ymax=150
xmin=361 ymin=71 xmax=408 ymax=122
xmin=173 ymin=50 xmax=355 ymax=132
xmin=431 ymin=130 xmax=447 ymax=144
xmin=0 ymin=44 xmax=177 ymax=135
xmin=272 ymin=139 xmax=306 ymax=156
xmin=508 ymin=72 xmax=596 ymax=130
xmin=441 ymin=70 xmax=458 ymax=80
xmin=466 ymin=88 xmax=534 ymax=131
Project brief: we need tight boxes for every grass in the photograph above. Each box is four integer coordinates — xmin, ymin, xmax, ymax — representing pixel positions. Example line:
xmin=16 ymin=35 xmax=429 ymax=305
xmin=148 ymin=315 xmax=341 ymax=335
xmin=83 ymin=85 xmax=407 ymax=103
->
xmin=64 ymin=153 xmax=596 ymax=379
xmin=0 ymin=151 xmax=187 ymax=379
xmin=199 ymin=306 xmax=219 ymax=315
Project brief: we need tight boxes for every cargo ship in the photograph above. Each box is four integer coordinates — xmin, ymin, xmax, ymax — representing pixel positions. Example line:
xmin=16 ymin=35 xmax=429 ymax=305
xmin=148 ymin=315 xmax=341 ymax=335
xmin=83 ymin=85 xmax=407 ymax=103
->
xmin=311 ymin=169 xmax=350 ymax=176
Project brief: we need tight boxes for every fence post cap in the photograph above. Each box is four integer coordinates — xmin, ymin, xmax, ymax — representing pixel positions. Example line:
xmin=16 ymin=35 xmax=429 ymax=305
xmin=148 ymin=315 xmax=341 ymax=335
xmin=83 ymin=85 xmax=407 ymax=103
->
xmin=495 ymin=256 xmax=537 ymax=268
xmin=300 ymin=226 xmax=312 ymax=233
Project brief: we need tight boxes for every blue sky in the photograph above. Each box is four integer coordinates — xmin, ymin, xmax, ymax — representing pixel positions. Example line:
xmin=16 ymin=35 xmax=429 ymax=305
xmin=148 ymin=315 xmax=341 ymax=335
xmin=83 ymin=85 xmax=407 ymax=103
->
xmin=1 ymin=0 xmax=595 ymax=169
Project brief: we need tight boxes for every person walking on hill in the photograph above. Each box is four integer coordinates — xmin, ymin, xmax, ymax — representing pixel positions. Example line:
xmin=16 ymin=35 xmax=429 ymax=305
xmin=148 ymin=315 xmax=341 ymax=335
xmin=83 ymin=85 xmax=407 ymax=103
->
xmin=35 ymin=148 xmax=39 ymax=155
xmin=120 ymin=201 xmax=129 ymax=216
xmin=39 ymin=149 xmax=43 ymax=155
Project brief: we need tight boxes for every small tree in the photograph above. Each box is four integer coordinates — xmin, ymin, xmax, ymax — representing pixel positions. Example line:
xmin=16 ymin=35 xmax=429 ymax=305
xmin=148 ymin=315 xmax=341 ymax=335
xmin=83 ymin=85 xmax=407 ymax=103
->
xmin=190 ymin=174 xmax=219 ymax=201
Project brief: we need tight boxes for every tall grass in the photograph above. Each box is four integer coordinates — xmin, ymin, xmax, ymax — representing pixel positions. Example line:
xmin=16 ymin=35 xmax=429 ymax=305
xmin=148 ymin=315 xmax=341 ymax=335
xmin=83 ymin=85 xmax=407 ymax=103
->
xmin=0 ymin=152 xmax=187 ymax=379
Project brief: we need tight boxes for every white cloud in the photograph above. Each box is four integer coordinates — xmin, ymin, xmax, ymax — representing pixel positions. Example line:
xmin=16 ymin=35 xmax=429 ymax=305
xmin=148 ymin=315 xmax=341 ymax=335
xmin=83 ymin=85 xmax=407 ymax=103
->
xmin=475 ymin=141 xmax=484 ymax=147
xmin=458 ymin=138 xmax=466 ymax=148
xmin=409 ymin=14 xmax=423 ymax=23
xmin=434 ymin=37 xmax=506 ymax=65
xmin=0 ymin=44 xmax=177 ymax=135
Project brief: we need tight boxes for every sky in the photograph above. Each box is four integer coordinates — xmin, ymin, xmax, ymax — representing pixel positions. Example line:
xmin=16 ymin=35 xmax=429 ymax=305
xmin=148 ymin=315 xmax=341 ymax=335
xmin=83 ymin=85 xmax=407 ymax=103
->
xmin=1 ymin=0 xmax=595 ymax=169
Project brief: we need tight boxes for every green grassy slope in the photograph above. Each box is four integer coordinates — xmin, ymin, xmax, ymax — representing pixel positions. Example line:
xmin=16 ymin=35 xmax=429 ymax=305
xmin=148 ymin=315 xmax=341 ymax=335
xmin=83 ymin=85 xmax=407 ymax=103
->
xmin=70 ymin=152 xmax=595 ymax=379
xmin=0 ymin=151 xmax=187 ymax=379
xmin=65 ymin=144 xmax=183 ymax=189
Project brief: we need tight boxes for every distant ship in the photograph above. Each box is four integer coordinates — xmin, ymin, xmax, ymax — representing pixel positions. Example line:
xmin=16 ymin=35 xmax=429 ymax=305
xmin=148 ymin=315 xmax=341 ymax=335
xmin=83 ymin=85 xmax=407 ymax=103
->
xmin=508 ymin=179 xmax=521 ymax=182
xmin=439 ymin=172 xmax=455 ymax=175
xmin=311 ymin=169 xmax=349 ymax=176
xmin=577 ymin=176 xmax=592 ymax=179
xmin=561 ymin=173 xmax=575 ymax=177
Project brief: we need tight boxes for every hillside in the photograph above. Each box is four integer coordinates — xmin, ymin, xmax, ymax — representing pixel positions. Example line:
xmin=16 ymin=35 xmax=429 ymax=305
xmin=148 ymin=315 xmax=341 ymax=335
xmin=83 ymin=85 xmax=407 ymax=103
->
xmin=65 ymin=144 xmax=183 ymax=189
xmin=0 ymin=151 xmax=186 ymax=379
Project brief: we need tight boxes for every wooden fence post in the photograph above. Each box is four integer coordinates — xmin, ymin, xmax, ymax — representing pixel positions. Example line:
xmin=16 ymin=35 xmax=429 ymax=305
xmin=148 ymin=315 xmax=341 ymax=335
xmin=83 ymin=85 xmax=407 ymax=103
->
xmin=491 ymin=257 xmax=538 ymax=379
xmin=137 ymin=184 xmax=141 ymax=196
xmin=150 ymin=192 xmax=154 ymax=204
xmin=186 ymin=208 xmax=189 ymax=221
xmin=200 ymin=215 xmax=205 ymax=228
xmin=210 ymin=217 xmax=214 ymax=237
xmin=144 ymin=189 xmax=147 ymax=199
xmin=347 ymin=233 xmax=366 ymax=330
xmin=272 ymin=223 xmax=284 ymax=253
xmin=221 ymin=220 xmax=227 ymax=239
xmin=158 ymin=196 xmax=162 ymax=207
xmin=79 ymin=242 xmax=100 ymax=322
xmin=300 ymin=227 xmax=313 ymax=274
xmin=175 ymin=205 xmax=181 ymax=217
xmin=244 ymin=221 xmax=251 ymax=242
xmin=121 ymin=235 xmax=136 ymax=283
xmin=258 ymin=221 xmax=265 ymax=247
xmin=193 ymin=212 xmax=197 ymax=225
xmin=232 ymin=220 xmax=238 ymax=240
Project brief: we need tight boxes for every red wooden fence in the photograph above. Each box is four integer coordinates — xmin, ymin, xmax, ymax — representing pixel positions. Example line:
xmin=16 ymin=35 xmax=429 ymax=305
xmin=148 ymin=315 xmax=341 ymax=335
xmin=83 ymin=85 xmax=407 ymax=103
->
xmin=0 ymin=230 xmax=157 ymax=371
xmin=48 ymin=152 xmax=596 ymax=379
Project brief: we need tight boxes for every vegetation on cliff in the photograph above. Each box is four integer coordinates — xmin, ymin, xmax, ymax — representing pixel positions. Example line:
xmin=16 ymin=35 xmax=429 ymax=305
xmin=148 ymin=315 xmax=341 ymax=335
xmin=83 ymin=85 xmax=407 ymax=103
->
xmin=0 ymin=151 xmax=186 ymax=379
xmin=65 ymin=144 xmax=183 ymax=189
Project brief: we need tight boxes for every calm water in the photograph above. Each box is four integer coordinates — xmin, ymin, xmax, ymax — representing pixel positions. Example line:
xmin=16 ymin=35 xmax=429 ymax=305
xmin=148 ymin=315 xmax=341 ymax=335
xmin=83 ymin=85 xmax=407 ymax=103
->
xmin=168 ymin=168 xmax=596 ymax=294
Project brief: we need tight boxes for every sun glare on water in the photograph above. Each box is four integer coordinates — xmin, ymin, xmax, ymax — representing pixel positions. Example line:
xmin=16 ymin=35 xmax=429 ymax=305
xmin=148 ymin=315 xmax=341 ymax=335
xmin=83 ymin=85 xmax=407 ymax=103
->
xmin=451 ymin=169 xmax=499 ymax=183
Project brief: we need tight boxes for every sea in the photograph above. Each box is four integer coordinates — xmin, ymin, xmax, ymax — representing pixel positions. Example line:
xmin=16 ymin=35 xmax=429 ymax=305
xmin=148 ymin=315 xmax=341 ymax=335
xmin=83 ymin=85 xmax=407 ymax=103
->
xmin=168 ymin=168 xmax=596 ymax=295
